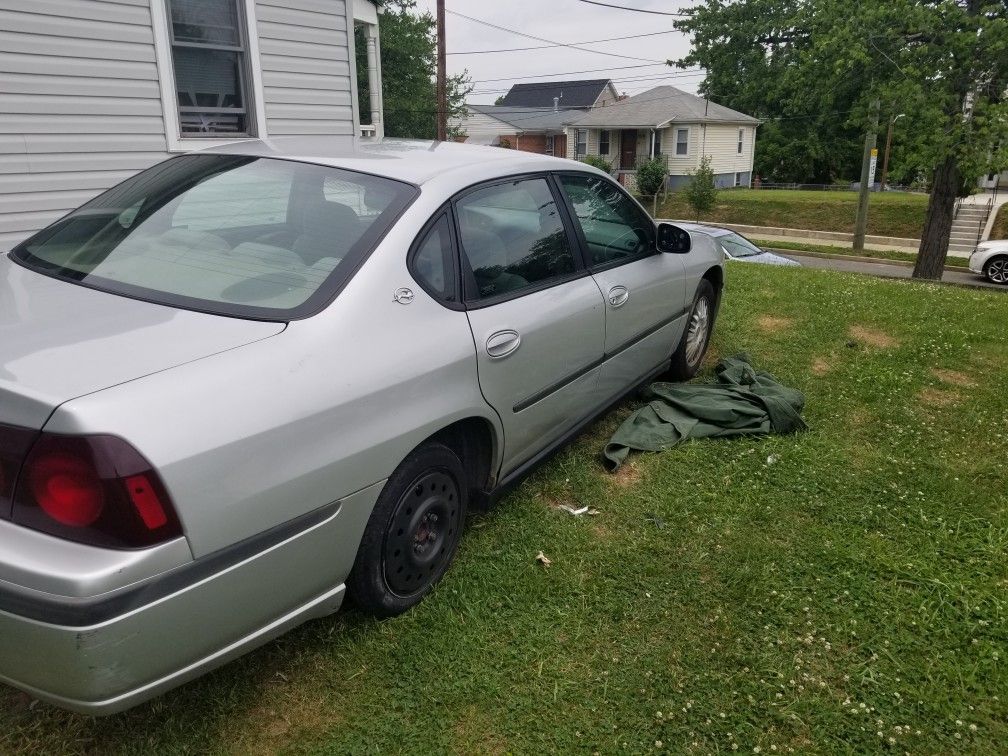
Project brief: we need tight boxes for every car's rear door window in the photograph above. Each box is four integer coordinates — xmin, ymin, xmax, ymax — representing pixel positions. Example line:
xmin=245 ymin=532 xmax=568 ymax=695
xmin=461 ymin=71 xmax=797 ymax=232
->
xmin=557 ymin=173 xmax=655 ymax=268
xmin=11 ymin=154 xmax=417 ymax=320
xmin=454 ymin=177 xmax=577 ymax=301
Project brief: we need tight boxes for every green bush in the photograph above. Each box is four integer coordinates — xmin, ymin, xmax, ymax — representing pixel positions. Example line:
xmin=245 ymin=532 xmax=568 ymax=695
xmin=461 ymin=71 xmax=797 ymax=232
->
xmin=581 ymin=154 xmax=613 ymax=173
xmin=681 ymin=155 xmax=719 ymax=221
xmin=636 ymin=157 xmax=667 ymax=198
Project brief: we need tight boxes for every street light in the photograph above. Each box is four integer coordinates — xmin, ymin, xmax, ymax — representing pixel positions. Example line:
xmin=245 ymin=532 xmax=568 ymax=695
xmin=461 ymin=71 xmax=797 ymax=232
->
xmin=880 ymin=113 xmax=906 ymax=191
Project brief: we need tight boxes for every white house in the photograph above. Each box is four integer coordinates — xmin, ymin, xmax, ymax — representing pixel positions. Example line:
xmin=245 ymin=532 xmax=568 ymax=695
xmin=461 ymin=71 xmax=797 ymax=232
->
xmin=566 ymin=86 xmax=760 ymax=190
xmin=0 ymin=0 xmax=384 ymax=251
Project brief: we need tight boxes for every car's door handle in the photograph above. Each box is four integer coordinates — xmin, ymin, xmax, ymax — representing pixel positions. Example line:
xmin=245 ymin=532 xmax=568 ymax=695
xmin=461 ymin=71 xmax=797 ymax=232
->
xmin=486 ymin=329 xmax=521 ymax=359
xmin=608 ymin=285 xmax=630 ymax=308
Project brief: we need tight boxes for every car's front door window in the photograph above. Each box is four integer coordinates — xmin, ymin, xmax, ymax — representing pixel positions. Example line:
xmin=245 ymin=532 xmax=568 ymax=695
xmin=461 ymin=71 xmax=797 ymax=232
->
xmin=557 ymin=174 xmax=655 ymax=268
xmin=455 ymin=178 xmax=577 ymax=301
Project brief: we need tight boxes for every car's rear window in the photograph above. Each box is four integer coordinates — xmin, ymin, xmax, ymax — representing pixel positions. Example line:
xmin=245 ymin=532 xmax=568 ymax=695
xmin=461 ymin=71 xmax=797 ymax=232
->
xmin=10 ymin=155 xmax=417 ymax=320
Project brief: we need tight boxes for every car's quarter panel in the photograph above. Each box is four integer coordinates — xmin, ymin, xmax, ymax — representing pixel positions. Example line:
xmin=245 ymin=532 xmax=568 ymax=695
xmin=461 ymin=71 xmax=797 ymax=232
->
xmin=680 ymin=231 xmax=726 ymax=301
xmin=43 ymin=196 xmax=500 ymax=559
xmin=464 ymin=279 xmax=606 ymax=473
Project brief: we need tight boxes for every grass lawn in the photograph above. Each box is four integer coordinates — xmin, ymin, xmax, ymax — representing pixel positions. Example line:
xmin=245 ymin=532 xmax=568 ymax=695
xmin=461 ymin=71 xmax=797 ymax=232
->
xmin=2 ymin=265 xmax=1006 ymax=755
xmin=990 ymin=204 xmax=1008 ymax=240
xmin=656 ymin=189 xmax=928 ymax=239
xmin=750 ymin=239 xmax=971 ymax=269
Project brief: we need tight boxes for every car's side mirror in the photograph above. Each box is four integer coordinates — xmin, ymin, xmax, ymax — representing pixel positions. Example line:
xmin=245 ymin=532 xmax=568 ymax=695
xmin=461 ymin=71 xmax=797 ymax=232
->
xmin=656 ymin=222 xmax=691 ymax=254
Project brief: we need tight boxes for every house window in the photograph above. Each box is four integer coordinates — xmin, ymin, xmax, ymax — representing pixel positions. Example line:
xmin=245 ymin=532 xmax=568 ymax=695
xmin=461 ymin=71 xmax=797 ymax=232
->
xmin=166 ymin=0 xmax=254 ymax=136
xmin=575 ymin=129 xmax=587 ymax=158
xmin=546 ymin=135 xmax=555 ymax=155
xmin=735 ymin=172 xmax=742 ymax=187
xmin=599 ymin=130 xmax=610 ymax=155
xmin=675 ymin=128 xmax=689 ymax=156
xmin=653 ymin=130 xmax=662 ymax=156
xmin=738 ymin=128 xmax=744 ymax=154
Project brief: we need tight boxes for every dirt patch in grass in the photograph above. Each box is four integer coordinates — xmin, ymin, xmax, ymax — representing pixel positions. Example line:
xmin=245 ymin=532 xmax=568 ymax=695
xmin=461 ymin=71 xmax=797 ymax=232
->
xmin=848 ymin=325 xmax=898 ymax=349
xmin=811 ymin=355 xmax=836 ymax=377
xmin=932 ymin=368 xmax=977 ymax=388
xmin=608 ymin=461 xmax=643 ymax=488
xmin=756 ymin=315 xmax=795 ymax=334
xmin=917 ymin=387 xmax=961 ymax=407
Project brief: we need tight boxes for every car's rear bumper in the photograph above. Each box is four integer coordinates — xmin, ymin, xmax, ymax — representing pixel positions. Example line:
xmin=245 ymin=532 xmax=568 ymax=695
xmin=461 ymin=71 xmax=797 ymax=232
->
xmin=0 ymin=481 xmax=382 ymax=715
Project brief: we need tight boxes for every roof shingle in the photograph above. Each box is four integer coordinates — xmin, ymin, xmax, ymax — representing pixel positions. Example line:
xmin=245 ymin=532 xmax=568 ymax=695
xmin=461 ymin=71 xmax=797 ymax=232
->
xmin=572 ymin=86 xmax=759 ymax=128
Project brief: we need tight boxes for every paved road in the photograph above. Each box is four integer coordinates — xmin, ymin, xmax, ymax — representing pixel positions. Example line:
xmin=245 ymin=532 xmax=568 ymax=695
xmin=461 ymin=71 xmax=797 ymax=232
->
xmin=777 ymin=252 xmax=1007 ymax=292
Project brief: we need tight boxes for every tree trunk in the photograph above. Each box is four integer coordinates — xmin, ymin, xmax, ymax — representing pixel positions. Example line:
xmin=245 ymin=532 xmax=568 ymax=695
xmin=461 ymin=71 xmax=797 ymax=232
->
xmin=912 ymin=154 xmax=960 ymax=280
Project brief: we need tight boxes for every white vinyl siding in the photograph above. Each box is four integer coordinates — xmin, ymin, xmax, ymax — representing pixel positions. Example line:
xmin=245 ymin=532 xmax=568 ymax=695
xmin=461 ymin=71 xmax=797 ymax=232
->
xmin=256 ymin=0 xmax=354 ymax=136
xmin=0 ymin=0 xmax=169 ymax=250
xmin=699 ymin=124 xmax=755 ymax=176
xmin=0 ymin=0 xmax=360 ymax=250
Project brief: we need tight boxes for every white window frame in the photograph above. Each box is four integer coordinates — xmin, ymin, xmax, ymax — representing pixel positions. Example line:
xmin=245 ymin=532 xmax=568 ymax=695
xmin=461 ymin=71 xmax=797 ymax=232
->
xmin=674 ymin=127 xmax=689 ymax=156
xmin=575 ymin=129 xmax=588 ymax=157
xmin=150 ymin=0 xmax=268 ymax=153
xmin=545 ymin=135 xmax=555 ymax=155
xmin=738 ymin=128 xmax=745 ymax=155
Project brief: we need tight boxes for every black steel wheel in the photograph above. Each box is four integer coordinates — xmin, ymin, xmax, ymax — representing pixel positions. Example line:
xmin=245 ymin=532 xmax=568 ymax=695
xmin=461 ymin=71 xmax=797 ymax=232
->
xmin=347 ymin=442 xmax=467 ymax=617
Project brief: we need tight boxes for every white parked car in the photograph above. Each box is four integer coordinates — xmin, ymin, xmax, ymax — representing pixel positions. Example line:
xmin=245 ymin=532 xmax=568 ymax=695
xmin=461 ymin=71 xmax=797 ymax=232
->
xmin=968 ymin=239 xmax=1008 ymax=284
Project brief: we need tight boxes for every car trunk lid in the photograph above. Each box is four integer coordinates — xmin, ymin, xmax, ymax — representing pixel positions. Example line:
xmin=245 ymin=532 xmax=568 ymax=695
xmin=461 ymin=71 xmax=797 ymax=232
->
xmin=0 ymin=254 xmax=285 ymax=429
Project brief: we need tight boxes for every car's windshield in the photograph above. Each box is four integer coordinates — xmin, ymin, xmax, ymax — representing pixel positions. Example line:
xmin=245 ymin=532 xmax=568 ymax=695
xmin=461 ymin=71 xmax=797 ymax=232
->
xmin=717 ymin=232 xmax=763 ymax=258
xmin=11 ymin=155 xmax=416 ymax=319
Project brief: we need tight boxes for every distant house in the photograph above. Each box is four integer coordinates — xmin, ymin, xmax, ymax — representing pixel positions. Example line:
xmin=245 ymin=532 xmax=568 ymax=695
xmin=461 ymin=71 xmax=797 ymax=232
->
xmin=499 ymin=78 xmax=619 ymax=110
xmin=451 ymin=105 xmax=577 ymax=155
xmin=451 ymin=78 xmax=620 ymax=156
xmin=567 ymin=86 xmax=760 ymax=190
xmin=0 ymin=0 xmax=384 ymax=250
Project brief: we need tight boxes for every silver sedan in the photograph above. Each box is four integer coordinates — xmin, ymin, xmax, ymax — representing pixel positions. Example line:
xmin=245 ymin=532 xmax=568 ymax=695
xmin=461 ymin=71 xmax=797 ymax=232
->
xmin=0 ymin=138 xmax=723 ymax=714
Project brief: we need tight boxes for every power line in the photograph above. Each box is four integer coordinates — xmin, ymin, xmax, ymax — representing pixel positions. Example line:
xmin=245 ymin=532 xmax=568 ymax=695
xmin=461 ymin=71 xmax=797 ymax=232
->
xmin=446 ymin=9 xmax=666 ymax=63
xmin=472 ymin=63 xmax=671 ymax=84
xmin=470 ymin=71 xmax=705 ymax=95
xmin=575 ymin=0 xmax=690 ymax=16
xmin=447 ymin=28 xmax=681 ymax=55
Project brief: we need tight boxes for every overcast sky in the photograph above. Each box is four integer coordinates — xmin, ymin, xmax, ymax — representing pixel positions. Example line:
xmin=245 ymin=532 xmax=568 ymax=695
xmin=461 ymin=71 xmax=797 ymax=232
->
xmin=416 ymin=0 xmax=703 ymax=105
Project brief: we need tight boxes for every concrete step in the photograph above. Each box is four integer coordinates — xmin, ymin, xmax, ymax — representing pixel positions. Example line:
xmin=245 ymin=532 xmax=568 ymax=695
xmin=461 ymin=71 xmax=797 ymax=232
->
xmin=948 ymin=244 xmax=977 ymax=253
xmin=950 ymin=231 xmax=981 ymax=239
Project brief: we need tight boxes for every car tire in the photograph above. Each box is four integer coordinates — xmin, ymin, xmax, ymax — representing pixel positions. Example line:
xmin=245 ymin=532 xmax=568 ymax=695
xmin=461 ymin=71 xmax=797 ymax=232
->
xmin=347 ymin=442 xmax=468 ymax=618
xmin=983 ymin=255 xmax=1008 ymax=285
xmin=668 ymin=279 xmax=717 ymax=381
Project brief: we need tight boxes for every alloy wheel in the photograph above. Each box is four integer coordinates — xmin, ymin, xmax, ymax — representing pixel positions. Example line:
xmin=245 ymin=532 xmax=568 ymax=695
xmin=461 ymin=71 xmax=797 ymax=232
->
xmin=685 ymin=296 xmax=711 ymax=366
xmin=986 ymin=258 xmax=1008 ymax=285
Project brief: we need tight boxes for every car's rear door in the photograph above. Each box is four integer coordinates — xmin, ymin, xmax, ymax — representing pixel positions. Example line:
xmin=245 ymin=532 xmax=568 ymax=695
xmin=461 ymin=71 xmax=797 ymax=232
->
xmin=556 ymin=172 xmax=687 ymax=401
xmin=454 ymin=175 xmax=606 ymax=474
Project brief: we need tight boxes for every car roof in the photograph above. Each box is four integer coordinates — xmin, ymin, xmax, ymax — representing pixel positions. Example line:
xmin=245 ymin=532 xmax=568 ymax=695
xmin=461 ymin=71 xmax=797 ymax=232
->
xmin=665 ymin=221 xmax=734 ymax=238
xmin=203 ymin=136 xmax=586 ymax=186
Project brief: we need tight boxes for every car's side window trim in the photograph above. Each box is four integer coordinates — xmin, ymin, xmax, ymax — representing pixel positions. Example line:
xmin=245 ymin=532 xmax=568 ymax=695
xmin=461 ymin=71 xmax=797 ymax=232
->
xmin=447 ymin=172 xmax=591 ymax=310
xmin=553 ymin=170 xmax=658 ymax=274
xmin=406 ymin=204 xmax=463 ymax=310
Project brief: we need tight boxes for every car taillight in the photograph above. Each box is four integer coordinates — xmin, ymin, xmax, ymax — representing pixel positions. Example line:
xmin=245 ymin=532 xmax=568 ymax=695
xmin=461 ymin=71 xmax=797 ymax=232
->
xmin=11 ymin=433 xmax=182 ymax=548
xmin=0 ymin=423 xmax=38 ymax=517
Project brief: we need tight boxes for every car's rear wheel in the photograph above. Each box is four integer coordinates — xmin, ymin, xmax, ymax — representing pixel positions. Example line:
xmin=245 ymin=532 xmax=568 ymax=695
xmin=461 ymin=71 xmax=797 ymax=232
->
xmin=347 ymin=442 xmax=467 ymax=617
xmin=668 ymin=279 xmax=716 ymax=381
xmin=983 ymin=256 xmax=1008 ymax=285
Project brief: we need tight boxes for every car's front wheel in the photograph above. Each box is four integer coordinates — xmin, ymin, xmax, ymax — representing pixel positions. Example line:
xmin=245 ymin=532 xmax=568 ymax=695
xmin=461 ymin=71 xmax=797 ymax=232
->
xmin=668 ymin=278 xmax=717 ymax=381
xmin=983 ymin=256 xmax=1008 ymax=285
xmin=347 ymin=442 xmax=467 ymax=618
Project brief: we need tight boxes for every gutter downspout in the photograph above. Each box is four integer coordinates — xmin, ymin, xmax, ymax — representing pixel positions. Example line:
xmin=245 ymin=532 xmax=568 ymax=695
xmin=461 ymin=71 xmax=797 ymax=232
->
xmin=365 ymin=24 xmax=383 ymax=138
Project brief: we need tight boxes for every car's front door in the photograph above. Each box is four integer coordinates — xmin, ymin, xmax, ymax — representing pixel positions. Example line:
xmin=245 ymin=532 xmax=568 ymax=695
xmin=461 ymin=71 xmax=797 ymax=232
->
xmin=454 ymin=176 xmax=606 ymax=474
xmin=556 ymin=172 xmax=687 ymax=401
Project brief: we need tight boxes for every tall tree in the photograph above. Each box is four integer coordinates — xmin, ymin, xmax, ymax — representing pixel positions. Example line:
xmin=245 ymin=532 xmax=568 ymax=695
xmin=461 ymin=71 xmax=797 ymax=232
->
xmin=356 ymin=0 xmax=472 ymax=140
xmin=674 ymin=0 xmax=1008 ymax=279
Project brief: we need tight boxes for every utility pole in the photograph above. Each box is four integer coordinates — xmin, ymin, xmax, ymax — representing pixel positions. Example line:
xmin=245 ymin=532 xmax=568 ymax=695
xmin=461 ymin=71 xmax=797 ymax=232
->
xmin=853 ymin=98 xmax=881 ymax=253
xmin=879 ymin=113 xmax=905 ymax=192
xmin=436 ymin=0 xmax=447 ymax=142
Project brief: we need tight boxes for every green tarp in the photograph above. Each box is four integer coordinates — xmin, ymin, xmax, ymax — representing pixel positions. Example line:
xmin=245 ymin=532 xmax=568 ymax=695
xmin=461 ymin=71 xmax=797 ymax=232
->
xmin=604 ymin=354 xmax=808 ymax=471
